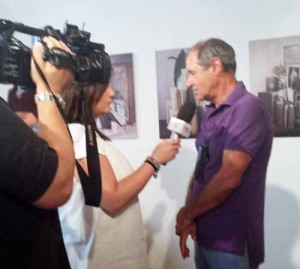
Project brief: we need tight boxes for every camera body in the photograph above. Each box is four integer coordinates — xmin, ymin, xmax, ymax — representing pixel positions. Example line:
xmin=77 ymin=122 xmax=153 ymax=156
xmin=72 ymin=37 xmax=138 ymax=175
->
xmin=0 ymin=19 xmax=111 ymax=88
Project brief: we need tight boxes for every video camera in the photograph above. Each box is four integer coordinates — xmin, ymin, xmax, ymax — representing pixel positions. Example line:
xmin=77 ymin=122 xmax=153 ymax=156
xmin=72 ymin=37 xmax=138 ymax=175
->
xmin=0 ymin=19 xmax=111 ymax=88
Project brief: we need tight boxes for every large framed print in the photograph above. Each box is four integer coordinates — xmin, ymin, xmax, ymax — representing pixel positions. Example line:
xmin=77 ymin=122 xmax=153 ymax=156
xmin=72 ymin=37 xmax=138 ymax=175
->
xmin=96 ymin=53 xmax=137 ymax=139
xmin=249 ymin=36 xmax=300 ymax=137
xmin=282 ymin=44 xmax=300 ymax=66
xmin=155 ymin=48 xmax=204 ymax=139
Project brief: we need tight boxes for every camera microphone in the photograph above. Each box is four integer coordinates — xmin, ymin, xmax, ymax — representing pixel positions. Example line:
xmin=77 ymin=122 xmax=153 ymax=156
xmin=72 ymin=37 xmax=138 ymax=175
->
xmin=0 ymin=19 xmax=59 ymax=38
xmin=167 ymin=101 xmax=196 ymax=139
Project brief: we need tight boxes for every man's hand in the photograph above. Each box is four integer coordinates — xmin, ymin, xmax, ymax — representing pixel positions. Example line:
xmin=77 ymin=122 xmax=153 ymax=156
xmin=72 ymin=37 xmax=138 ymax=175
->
xmin=176 ymin=206 xmax=197 ymax=259
xmin=31 ymin=36 xmax=74 ymax=93
xmin=179 ymin=228 xmax=190 ymax=258
xmin=176 ymin=206 xmax=193 ymax=235
xmin=177 ymin=223 xmax=197 ymax=259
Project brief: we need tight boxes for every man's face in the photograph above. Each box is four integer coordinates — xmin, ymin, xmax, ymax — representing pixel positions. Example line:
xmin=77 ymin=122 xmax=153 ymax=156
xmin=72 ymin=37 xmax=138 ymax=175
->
xmin=186 ymin=50 xmax=216 ymax=102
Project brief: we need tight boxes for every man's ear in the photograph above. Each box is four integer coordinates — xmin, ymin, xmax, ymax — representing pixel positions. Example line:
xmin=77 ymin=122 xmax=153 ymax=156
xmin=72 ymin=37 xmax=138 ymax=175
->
xmin=210 ymin=57 xmax=222 ymax=75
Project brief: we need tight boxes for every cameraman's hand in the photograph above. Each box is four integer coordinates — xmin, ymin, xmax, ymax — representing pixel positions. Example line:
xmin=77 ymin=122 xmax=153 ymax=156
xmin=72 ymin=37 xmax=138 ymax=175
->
xmin=151 ymin=139 xmax=181 ymax=164
xmin=31 ymin=36 xmax=74 ymax=93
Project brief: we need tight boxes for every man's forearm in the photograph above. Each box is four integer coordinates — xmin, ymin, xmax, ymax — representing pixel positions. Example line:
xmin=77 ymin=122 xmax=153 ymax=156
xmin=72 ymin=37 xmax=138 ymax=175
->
xmin=185 ymin=174 xmax=195 ymax=206
xmin=185 ymin=170 xmax=239 ymax=221
xmin=37 ymin=97 xmax=72 ymax=153
xmin=33 ymin=89 xmax=75 ymax=208
xmin=30 ymin=36 xmax=75 ymax=208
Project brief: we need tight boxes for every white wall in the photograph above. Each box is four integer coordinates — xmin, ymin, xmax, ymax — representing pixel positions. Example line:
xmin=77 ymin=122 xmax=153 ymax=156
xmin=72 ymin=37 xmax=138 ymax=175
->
xmin=1 ymin=1 xmax=300 ymax=268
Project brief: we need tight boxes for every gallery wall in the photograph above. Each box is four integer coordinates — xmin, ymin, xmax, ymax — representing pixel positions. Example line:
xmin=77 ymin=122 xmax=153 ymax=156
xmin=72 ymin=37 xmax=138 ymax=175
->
xmin=1 ymin=0 xmax=300 ymax=268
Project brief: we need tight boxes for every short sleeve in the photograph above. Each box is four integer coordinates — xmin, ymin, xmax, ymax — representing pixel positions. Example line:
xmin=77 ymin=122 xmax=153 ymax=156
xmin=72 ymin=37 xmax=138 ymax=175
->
xmin=68 ymin=123 xmax=106 ymax=160
xmin=225 ymin=97 xmax=272 ymax=158
xmin=0 ymin=99 xmax=58 ymax=202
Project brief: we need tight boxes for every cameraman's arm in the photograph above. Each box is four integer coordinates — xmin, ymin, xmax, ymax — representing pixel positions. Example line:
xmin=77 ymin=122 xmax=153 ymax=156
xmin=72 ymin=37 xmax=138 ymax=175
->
xmin=31 ymin=37 xmax=75 ymax=209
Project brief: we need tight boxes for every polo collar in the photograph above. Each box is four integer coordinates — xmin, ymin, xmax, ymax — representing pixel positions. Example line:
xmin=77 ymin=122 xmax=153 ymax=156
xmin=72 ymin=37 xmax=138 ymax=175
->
xmin=206 ymin=81 xmax=247 ymax=110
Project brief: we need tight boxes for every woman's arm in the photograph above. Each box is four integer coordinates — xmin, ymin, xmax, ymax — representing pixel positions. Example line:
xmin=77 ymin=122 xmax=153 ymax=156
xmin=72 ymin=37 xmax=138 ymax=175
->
xmin=78 ymin=139 xmax=180 ymax=212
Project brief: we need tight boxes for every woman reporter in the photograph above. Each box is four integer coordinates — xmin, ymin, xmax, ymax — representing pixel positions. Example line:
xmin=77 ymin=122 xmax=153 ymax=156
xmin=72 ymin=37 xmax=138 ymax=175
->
xmin=59 ymin=81 xmax=180 ymax=269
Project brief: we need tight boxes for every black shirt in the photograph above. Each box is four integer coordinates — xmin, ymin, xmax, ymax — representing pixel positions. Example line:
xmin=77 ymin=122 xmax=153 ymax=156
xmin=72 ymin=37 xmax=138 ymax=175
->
xmin=0 ymin=98 xmax=70 ymax=268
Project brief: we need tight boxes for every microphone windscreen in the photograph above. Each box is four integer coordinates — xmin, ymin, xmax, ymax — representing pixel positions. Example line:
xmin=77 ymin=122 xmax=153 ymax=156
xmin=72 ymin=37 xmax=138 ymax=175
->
xmin=177 ymin=102 xmax=196 ymax=123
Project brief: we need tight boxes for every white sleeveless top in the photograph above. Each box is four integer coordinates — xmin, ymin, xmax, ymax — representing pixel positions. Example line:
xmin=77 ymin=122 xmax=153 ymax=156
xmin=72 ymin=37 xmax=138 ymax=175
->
xmin=59 ymin=123 xmax=148 ymax=269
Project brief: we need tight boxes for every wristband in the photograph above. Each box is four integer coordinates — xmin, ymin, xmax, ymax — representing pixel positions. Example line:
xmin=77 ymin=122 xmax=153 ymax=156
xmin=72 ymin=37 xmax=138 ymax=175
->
xmin=145 ymin=156 xmax=161 ymax=178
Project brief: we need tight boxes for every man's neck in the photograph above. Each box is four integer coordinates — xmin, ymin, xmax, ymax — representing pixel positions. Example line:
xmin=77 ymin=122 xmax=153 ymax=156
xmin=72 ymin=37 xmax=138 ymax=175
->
xmin=213 ymin=75 xmax=238 ymax=107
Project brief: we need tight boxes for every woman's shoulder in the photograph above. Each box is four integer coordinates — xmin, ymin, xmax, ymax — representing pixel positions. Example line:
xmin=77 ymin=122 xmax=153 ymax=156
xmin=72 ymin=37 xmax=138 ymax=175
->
xmin=68 ymin=123 xmax=85 ymax=141
xmin=68 ymin=123 xmax=107 ymax=158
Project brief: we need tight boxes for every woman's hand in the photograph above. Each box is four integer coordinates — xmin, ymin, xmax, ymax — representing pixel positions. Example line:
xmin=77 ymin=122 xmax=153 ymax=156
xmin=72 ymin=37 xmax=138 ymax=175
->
xmin=151 ymin=139 xmax=181 ymax=164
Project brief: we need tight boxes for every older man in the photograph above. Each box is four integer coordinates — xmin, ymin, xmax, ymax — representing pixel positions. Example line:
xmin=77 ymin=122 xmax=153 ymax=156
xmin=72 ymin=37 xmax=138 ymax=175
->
xmin=176 ymin=38 xmax=273 ymax=269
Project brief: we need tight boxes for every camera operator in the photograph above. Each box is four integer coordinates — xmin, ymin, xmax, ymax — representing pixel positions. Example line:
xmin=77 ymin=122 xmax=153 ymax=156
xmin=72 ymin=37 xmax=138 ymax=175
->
xmin=0 ymin=36 xmax=75 ymax=268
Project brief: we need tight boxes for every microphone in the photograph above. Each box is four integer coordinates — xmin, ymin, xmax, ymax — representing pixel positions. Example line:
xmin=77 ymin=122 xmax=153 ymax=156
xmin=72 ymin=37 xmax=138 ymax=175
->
xmin=167 ymin=102 xmax=196 ymax=139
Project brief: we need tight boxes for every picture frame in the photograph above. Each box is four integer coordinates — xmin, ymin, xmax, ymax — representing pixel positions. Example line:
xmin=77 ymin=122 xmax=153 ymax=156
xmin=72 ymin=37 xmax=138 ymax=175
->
xmin=250 ymin=36 xmax=300 ymax=137
xmin=96 ymin=53 xmax=137 ymax=139
xmin=282 ymin=44 xmax=300 ymax=66
xmin=155 ymin=48 xmax=203 ymax=139
xmin=286 ymin=65 xmax=300 ymax=89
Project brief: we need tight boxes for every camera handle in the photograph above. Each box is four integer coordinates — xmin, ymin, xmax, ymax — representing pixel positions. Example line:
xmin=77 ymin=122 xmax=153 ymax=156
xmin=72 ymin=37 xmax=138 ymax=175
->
xmin=42 ymin=25 xmax=79 ymax=73
xmin=43 ymin=47 xmax=78 ymax=73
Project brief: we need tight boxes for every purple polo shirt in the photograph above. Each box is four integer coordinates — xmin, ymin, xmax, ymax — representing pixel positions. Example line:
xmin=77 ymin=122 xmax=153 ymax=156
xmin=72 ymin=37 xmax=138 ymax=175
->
xmin=194 ymin=81 xmax=273 ymax=267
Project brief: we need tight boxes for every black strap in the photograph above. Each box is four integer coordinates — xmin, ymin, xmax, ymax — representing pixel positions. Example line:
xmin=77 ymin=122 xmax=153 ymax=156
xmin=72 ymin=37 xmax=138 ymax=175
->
xmin=194 ymin=144 xmax=209 ymax=183
xmin=76 ymin=96 xmax=102 ymax=207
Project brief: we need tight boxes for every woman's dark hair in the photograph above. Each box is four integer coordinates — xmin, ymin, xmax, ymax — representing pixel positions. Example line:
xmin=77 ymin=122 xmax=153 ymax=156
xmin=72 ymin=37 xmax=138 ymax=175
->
xmin=62 ymin=82 xmax=110 ymax=141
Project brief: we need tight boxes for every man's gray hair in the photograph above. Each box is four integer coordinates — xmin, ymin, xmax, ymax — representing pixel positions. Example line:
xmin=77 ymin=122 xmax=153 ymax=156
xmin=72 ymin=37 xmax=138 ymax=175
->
xmin=190 ymin=38 xmax=236 ymax=74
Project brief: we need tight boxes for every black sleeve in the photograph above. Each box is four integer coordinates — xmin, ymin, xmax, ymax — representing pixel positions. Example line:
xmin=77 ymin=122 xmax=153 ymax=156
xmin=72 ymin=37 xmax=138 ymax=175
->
xmin=0 ymin=98 xmax=58 ymax=202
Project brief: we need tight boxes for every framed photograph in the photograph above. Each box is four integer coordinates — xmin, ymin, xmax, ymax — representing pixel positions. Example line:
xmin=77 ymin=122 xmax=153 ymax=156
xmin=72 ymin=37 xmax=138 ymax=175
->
xmin=96 ymin=53 xmax=137 ymax=139
xmin=283 ymin=44 xmax=300 ymax=66
xmin=250 ymin=36 xmax=300 ymax=137
xmin=155 ymin=48 xmax=204 ymax=139
xmin=287 ymin=65 xmax=300 ymax=89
